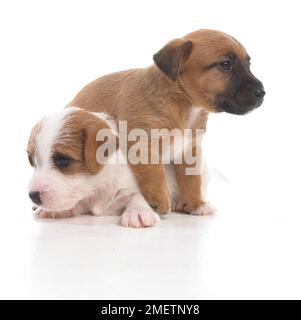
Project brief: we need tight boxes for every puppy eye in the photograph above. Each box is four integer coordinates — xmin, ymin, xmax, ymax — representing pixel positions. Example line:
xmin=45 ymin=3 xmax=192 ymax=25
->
xmin=53 ymin=154 xmax=71 ymax=168
xmin=218 ymin=59 xmax=233 ymax=72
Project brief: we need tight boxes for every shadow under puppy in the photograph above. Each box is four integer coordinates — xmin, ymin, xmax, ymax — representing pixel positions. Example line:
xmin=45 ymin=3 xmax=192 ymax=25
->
xmin=27 ymin=108 xmax=212 ymax=227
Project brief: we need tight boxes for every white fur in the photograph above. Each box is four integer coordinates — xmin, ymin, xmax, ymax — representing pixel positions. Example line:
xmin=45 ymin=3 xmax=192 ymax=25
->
xmin=191 ymin=202 xmax=216 ymax=216
xmin=186 ymin=107 xmax=202 ymax=128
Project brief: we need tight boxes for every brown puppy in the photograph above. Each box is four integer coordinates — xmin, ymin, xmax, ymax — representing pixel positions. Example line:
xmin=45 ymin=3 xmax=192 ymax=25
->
xmin=69 ymin=29 xmax=265 ymax=214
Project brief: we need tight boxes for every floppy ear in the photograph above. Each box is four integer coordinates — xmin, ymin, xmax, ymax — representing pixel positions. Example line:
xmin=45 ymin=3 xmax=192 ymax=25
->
xmin=153 ymin=39 xmax=193 ymax=81
xmin=84 ymin=126 xmax=102 ymax=174
xmin=84 ymin=121 xmax=118 ymax=174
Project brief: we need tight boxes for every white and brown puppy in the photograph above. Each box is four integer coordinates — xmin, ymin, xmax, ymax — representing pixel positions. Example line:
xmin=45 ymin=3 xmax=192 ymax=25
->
xmin=27 ymin=108 xmax=214 ymax=227
xmin=27 ymin=107 xmax=161 ymax=227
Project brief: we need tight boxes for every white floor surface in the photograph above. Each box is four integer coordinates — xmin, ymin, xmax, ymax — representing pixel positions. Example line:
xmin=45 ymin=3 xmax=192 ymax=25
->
xmin=1 ymin=178 xmax=301 ymax=300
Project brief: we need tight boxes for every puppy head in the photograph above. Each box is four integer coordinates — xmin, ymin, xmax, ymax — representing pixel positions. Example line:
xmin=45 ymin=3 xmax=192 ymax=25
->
xmin=153 ymin=29 xmax=265 ymax=115
xmin=27 ymin=108 xmax=117 ymax=211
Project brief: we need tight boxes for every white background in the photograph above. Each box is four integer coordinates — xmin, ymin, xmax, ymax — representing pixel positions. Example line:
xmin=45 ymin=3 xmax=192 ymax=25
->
xmin=0 ymin=0 xmax=300 ymax=299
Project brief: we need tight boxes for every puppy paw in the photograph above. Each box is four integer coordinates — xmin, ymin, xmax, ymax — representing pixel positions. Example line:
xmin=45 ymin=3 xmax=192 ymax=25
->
xmin=33 ymin=207 xmax=74 ymax=219
xmin=172 ymin=199 xmax=187 ymax=212
xmin=191 ymin=202 xmax=217 ymax=216
xmin=172 ymin=198 xmax=216 ymax=215
xmin=144 ymin=193 xmax=171 ymax=215
xmin=121 ymin=208 xmax=161 ymax=228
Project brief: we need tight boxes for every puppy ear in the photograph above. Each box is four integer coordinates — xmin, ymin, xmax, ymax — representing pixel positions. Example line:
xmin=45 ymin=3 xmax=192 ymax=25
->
xmin=83 ymin=120 xmax=118 ymax=174
xmin=84 ymin=126 xmax=102 ymax=174
xmin=153 ymin=39 xmax=192 ymax=81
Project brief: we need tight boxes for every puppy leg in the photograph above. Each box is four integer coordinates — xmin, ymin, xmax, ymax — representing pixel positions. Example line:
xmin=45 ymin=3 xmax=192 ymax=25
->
xmin=121 ymin=193 xmax=161 ymax=228
xmin=173 ymin=165 xmax=216 ymax=215
xmin=33 ymin=202 xmax=86 ymax=219
xmin=173 ymin=162 xmax=201 ymax=211
xmin=173 ymin=144 xmax=216 ymax=215
xmin=129 ymin=163 xmax=171 ymax=215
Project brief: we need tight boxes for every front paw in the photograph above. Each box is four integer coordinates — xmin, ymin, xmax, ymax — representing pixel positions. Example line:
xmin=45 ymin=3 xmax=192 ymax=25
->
xmin=121 ymin=208 xmax=161 ymax=228
xmin=173 ymin=199 xmax=217 ymax=215
xmin=144 ymin=192 xmax=171 ymax=215
xmin=191 ymin=202 xmax=217 ymax=216
xmin=33 ymin=207 xmax=74 ymax=219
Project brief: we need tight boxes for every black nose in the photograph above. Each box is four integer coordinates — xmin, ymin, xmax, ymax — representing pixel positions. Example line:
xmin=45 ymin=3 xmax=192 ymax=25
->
xmin=253 ymin=88 xmax=265 ymax=98
xmin=29 ymin=191 xmax=42 ymax=205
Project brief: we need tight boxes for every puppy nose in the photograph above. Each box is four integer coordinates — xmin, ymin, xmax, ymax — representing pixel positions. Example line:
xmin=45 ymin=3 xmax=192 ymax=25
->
xmin=253 ymin=88 xmax=265 ymax=98
xmin=29 ymin=191 xmax=42 ymax=205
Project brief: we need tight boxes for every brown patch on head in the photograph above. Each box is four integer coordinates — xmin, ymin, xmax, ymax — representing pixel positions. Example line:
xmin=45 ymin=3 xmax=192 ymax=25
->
xmin=27 ymin=120 xmax=43 ymax=167
xmin=52 ymin=110 xmax=116 ymax=175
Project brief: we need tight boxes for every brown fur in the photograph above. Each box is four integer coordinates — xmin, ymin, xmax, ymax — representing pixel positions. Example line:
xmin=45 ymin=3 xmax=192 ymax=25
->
xmin=68 ymin=29 xmax=250 ymax=214
xmin=27 ymin=110 xmax=114 ymax=175
xmin=27 ymin=121 xmax=43 ymax=167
